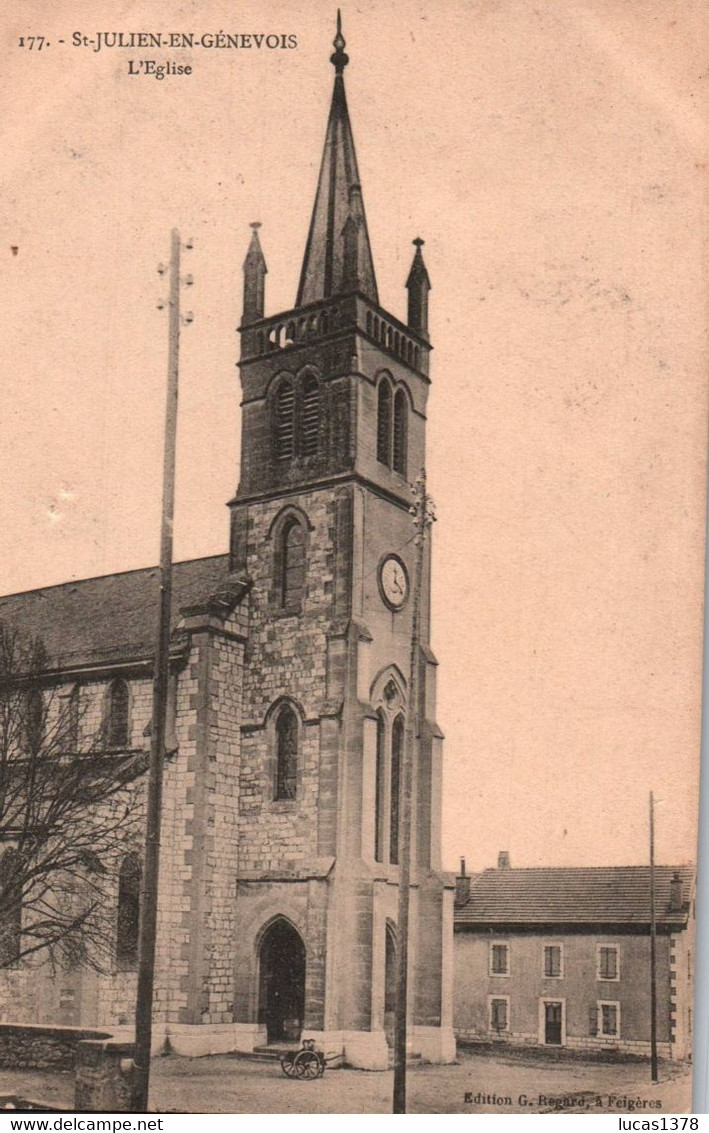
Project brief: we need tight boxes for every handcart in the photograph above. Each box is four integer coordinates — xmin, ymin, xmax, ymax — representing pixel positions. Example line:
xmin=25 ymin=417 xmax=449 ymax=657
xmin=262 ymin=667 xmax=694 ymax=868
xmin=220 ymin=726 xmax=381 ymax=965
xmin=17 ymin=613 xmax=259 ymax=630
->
xmin=279 ymin=1038 xmax=339 ymax=1079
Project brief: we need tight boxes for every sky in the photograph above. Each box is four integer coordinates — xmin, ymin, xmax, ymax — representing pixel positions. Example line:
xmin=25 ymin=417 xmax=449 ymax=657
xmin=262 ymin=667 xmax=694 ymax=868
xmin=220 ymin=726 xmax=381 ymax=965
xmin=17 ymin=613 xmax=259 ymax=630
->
xmin=2 ymin=0 xmax=706 ymax=871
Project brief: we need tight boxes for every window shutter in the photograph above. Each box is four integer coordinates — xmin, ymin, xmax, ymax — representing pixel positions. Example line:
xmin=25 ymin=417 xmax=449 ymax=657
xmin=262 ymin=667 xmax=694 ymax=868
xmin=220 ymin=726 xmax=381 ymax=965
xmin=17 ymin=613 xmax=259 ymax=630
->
xmin=589 ymin=1005 xmax=598 ymax=1036
xmin=300 ymin=377 xmax=320 ymax=456
xmin=276 ymin=382 xmax=295 ymax=459
xmin=377 ymin=381 xmax=392 ymax=466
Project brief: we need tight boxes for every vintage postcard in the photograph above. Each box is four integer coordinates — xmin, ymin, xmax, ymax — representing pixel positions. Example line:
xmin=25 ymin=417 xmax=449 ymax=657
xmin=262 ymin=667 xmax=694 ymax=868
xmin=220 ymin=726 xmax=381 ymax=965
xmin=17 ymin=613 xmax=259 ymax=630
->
xmin=1 ymin=0 xmax=705 ymax=1116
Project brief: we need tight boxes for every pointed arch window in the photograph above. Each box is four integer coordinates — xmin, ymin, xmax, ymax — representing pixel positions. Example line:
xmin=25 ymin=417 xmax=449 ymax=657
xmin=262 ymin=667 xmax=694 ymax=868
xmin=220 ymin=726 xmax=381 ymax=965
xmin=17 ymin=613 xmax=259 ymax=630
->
xmin=0 ymin=848 xmax=22 ymax=967
xmin=275 ymin=704 xmax=298 ymax=800
xmin=24 ymin=687 xmax=44 ymax=752
xmin=300 ymin=375 xmax=320 ymax=456
xmin=393 ymin=389 xmax=408 ymax=476
xmin=389 ymin=714 xmax=404 ymax=865
xmin=275 ymin=379 xmax=296 ymax=459
xmin=106 ymin=679 xmax=130 ymax=749
xmin=279 ymin=517 xmax=306 ymax=611
xmin=116 ymin=853 xmax=141 ymax=970
xmin=60 ymin=685 xmax=80 ymax=752
xmin=377 ymin=379 xmax=392 ymax=466
xmin=374 ymin=711 xmax=386 ymax=863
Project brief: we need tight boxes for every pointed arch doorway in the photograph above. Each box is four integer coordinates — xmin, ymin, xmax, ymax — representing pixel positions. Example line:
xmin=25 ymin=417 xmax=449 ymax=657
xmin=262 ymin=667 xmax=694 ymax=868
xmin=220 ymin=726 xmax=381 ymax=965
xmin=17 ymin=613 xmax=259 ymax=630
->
xmin=258 ymin=918 xmax=306 ymax=1044
xmin=384 ymin=923 xmax=397 ymax=1047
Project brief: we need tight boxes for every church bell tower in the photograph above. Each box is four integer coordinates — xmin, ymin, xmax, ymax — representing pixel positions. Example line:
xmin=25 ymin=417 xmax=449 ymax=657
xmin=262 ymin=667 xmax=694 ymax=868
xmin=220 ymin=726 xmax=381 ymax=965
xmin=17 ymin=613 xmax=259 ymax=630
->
xmin=228 ymin=15 xmax=454 ymax=1067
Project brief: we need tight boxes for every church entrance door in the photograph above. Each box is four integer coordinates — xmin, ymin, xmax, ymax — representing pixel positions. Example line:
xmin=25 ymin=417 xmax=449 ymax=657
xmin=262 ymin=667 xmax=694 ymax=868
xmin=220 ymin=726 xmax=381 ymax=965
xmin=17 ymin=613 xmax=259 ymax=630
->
xmin=258 ymin=919 xmax=306 ymax=1044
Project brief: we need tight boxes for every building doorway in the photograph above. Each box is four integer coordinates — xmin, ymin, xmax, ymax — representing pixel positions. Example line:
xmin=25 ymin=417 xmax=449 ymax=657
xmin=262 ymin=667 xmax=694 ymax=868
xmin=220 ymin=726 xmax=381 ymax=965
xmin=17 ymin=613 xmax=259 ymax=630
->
xmin=384 ymin=924 xmax=397 ymax=1046
xmin=543 ymin=1000 xmax=564 ymax=1045
xmin=258 ymin=918 xmax=306 ymax=1044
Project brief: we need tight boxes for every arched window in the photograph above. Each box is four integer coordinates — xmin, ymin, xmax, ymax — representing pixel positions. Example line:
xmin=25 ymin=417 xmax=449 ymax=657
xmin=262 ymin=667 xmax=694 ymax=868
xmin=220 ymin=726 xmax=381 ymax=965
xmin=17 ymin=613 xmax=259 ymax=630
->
xmin=275 ymin=705 xmax=298 ymax=800
xmin=374 ymin=712 xmax=386 ymax=863
xmin=377 ymin=379 xmax=392 ymax=466
xmin=106 ymin=679 xmax=130 ymax=749
xmin=275 ymin=379 xmax=295 ymax=459
xmin=393 ymin=389 xmax=408 ymax=476
xmin=60 ymin=686 xmax=80 ymax=751
xmin=299 ymin=375 xmax=320 ymax=456
xmin=389 ymin=715 xmax=404 ymax=864
xmin=280 ymin=517 xmax=306 ymax=610
xmin=0 ymin=849 xmax=21 ymax=967
xmin=116 ymin=853 xmax=141 ymax=970
xmin=24 ymin=687 xmax=44 ymax=751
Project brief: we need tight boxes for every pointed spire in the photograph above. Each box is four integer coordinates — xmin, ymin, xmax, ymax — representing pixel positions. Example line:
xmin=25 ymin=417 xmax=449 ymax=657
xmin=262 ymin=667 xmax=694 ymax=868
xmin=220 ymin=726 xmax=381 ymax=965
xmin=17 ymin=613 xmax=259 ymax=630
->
xmin=296 ymin=15 xmax=378 ymax=307
xmin=331 ymin=9 xmax=349 ymax=73
xmin=406 ymin=238 xmax=431 ymax=338
xmin=242 ymin=222 xmax=267 ymax=325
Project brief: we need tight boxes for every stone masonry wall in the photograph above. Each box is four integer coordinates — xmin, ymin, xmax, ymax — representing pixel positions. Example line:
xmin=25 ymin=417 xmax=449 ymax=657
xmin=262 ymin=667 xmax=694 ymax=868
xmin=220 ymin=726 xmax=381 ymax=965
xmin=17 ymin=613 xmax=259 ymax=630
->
xmin=238 ymin=488 xmax=341 ymax=874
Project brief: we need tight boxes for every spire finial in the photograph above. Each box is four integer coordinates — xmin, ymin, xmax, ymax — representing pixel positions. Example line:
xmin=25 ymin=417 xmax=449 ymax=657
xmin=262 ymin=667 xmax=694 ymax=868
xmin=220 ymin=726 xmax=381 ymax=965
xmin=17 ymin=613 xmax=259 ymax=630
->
xmin=331 ymin=9 xmax=349 ymax=72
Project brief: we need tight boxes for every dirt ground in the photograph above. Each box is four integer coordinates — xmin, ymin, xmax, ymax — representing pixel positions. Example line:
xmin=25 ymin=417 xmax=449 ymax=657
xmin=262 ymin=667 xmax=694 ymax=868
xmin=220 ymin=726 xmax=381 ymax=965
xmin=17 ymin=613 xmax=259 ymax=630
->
xmin=0 ymin=1047 xmax=693 ymax=1115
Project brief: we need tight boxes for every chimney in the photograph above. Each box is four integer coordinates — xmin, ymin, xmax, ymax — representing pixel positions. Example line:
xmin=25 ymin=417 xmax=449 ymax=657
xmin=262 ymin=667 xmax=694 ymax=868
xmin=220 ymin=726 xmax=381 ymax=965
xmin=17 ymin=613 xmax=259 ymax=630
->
xmin=498 ymin=851 xmax=511 ymax=870
xmin=669 ymin=871 xmax=683 ymax=912
xmin=455 ymin=857 xmax=470 ymax=907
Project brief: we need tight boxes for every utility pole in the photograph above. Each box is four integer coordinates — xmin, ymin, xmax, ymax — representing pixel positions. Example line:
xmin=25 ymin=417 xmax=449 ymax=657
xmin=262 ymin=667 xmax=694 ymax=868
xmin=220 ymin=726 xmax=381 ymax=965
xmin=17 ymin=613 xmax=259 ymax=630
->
xmin=393 ymin=470 xmax=435 ymax=1115
xmin=649 ymin=790 xmax=659 ymax=1083
xmin=131 ymin=230 xmax=193 ymax=1113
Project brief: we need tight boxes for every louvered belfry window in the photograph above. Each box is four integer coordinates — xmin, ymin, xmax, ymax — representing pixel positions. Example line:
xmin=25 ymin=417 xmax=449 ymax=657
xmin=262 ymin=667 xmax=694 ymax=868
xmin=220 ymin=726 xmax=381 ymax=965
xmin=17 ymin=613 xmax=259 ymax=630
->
xmin=393 ymin=389 xmax=408 ymax=475
xmin=377 ymin=379 xmax=392 ymax=466
xmin=275 ymin=380 xmax=295 ymax=459
xmin=300 ymin=375 xmax=320 ymax=456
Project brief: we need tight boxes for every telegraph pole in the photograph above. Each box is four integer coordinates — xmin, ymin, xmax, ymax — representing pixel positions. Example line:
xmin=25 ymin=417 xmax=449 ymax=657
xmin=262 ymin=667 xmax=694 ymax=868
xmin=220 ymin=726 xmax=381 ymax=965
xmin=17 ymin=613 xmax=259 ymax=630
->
xmin=649 ymin=790 xmax=659 ymax=1083
xmin=131 ymin=230 xmax=193 ymax=1112
xmin=393 ymin=470 xmax=435 ymax=1115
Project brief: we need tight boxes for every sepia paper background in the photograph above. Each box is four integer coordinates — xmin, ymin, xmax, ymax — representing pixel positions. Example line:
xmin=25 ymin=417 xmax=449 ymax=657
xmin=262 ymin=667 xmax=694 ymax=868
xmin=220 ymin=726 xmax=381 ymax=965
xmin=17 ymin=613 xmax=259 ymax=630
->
xmin=2 ymin=0 xmax=706 ymax=885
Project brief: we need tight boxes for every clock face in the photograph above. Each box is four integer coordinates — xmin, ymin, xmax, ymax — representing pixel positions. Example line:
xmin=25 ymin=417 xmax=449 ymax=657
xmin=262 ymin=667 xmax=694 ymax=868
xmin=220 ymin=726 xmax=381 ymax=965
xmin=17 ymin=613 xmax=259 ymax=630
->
xmin=379 ymin=555 xmax=409 ymax=611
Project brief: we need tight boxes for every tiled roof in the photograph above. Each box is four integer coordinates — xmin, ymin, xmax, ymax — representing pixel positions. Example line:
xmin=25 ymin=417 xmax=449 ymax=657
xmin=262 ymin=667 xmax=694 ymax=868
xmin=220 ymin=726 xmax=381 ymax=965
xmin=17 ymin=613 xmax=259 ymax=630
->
xmin=454 ymin=865 xmax=694 ymax=929
xmin=0 ymin=554 xmax=235 ymax=670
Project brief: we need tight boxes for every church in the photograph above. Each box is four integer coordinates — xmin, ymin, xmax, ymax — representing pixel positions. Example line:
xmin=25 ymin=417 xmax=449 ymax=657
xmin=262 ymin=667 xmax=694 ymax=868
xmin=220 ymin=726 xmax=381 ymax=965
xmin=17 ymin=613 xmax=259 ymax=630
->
xmin=0 ymin=18 xmax=455 ymax=1070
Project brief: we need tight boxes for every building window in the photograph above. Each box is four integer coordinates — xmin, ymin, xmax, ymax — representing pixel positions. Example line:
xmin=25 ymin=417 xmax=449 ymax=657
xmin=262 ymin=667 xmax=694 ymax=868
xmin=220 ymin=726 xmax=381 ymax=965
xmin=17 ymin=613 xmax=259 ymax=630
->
xmin=389 ymin=714 xmax=404 ymax=864
xmin=597 ymin=944 xmax=620 ymax=981
xmin=275 ymin=379 xmax=296 ymax=459
xmin=106 ymin=679 xmax=130 ymax=749
xmin=0 ymin=848 xmax=21 ymax=967
xmin=377 ymin=378 xmax=392 ymax=466
xmin=543 ymin=944 xmax=563 ymax=978
xmin=279 ymin=517 xmax=306 ymax=610
xmin=116 ymin=854 xmax=141 ymax=970
xmin=597 ymin=1001 xmax=620 ymax=1038
xmin=489 ymin=996 xmax=509 ymax=1033
xmin=393 ymin=389 xmax=408 ymax=476
xmin=490 ymin=942 xmax=509 ymax=976
xmin=374 ymin=711 xmax=385 ymax=863
xmin=60 ymin=686 xmax=80 ymax=751
xmin=275 ymin=704 xmax=298 ymax=800
xmin=299 ymin=375 xmax=320 ymax=456
xmin=24 ymin=687 xmax=44 ymax=751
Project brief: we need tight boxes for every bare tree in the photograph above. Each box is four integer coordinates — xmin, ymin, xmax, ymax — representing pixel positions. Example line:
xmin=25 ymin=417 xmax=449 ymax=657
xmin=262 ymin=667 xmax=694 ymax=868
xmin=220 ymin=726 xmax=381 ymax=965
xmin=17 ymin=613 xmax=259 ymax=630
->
xmin=0 ymin=623 xmax=146 ymax=971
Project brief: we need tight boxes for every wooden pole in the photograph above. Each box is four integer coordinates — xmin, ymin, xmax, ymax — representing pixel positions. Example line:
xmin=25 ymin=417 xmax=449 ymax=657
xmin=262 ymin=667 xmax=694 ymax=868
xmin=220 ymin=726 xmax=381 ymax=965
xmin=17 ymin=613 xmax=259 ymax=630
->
xmin=650 ymin=790 xmax=659 ymax=1082
xmin=131 ymin=229 xmax=181 ymax=1112
xmin=393 ymin=470 xmax=429 ymax=1114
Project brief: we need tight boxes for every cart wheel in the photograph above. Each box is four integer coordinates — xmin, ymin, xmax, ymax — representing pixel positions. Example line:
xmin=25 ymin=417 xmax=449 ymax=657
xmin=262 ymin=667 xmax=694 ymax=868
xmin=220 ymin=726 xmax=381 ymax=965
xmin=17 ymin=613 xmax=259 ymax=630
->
xmin=280 ymin=1055 xmax=297 ymax=1078
xmin=295 ymin=1050 xmax=321 ymax=1079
